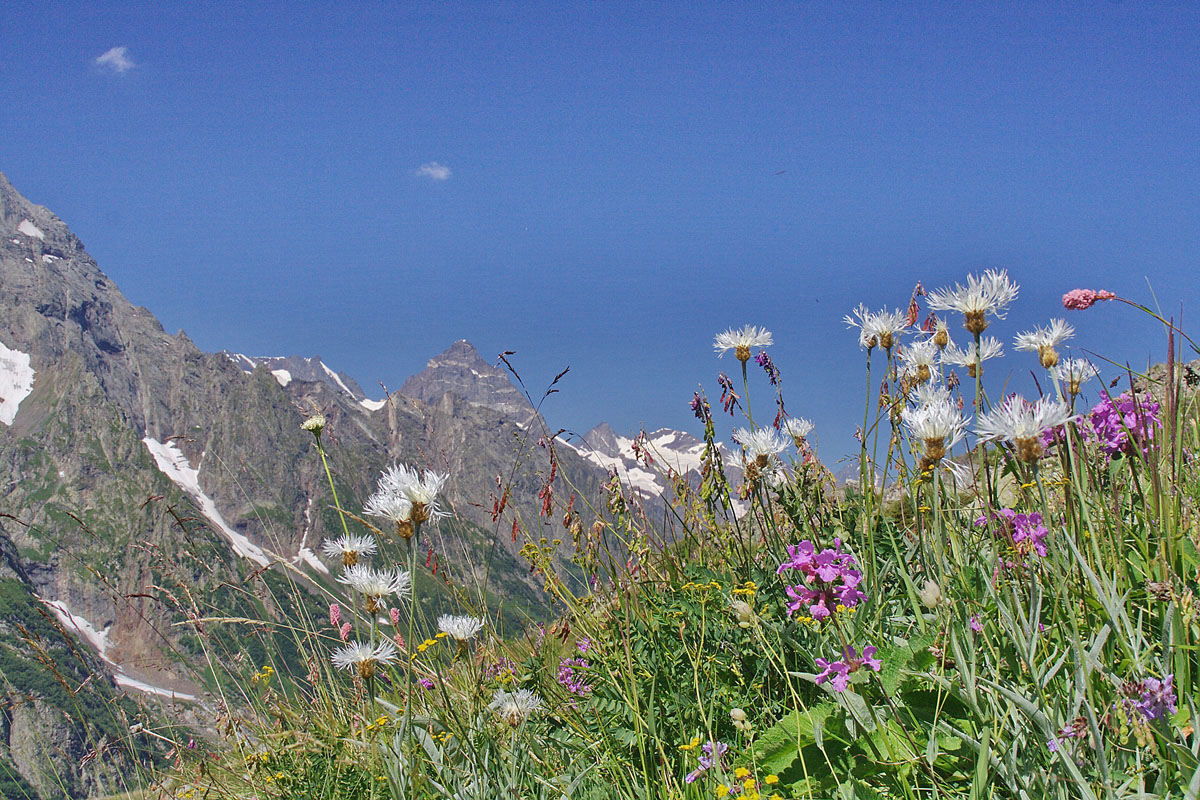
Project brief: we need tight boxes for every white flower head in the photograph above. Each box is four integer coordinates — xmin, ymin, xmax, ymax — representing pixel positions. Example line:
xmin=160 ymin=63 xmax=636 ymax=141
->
xmin=942 ymin=337 xmax=1004 ymax=377
xmin=438 ymin=614 xmax=485 ymax=642
xmin=1014 ymin=318 xmax=1074 ymax=369
xmin=909 ymin=381 xmax=952 ymax=410
xmin=337 ymin=564 xmax=412 ymax=612
xmin=320 ymin=534 xmax=378 ymax=567
xmin=781 ymin=417 xmax=814 ymax=445
xmin=489 ymin=688 xmax=543 ymax=726
xmin=975 ymin=395 xmax=1075 ymax=462
xmin=918 ymin=579 xmax=943 ymax=609
xmin=732 ymin=427 xmax=789 ymax=484
xmin=904 ymin=397 xmax=969 ymax=465
xmin=713 ymin=325 xmax=773 ymax=362
xmin=927 ymin=269 xmax=1020 ymax=334
xmin=900 ymin=338 xmax=939 ymax=384
xmin=844 ymin=304 xmax=909 ymax=350
xmin=1052 ymin=358 xmax=1098 ymax=396
xmin=331 ymin=640 xmax=398 ymax=679
xmin=365 ymin=464 xmax=449 ymax=535
xmin=302 ymin=414 xmax=326 ymax=434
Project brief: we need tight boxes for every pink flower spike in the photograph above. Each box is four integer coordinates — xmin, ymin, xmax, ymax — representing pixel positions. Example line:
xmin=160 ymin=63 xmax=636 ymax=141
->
xmin=1062 ymin=288 xmax=1116 ymax=311
xmin=338 ymin=622 xmax=352 ymax=641
xmin=329 ymin=603 xmax=341 ymax=628
xmin=389 ymin=607 xmax=401 ymax=627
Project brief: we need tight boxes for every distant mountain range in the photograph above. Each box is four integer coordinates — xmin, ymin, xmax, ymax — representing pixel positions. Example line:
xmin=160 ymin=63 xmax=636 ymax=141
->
xmin=0 ymin=171 xmax=724 ymax=797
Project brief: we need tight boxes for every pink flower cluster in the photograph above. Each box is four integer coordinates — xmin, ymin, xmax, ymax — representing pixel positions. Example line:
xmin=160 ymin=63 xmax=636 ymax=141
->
xmin=1062 ymin=288 xmax=1115 ymax=310
xmin=777 ymin=539 xmax=866 ymax=620
xmin=976 ymin=508 xmax=1049 ymax=558
xmin=815 ymin=645 xmax=881 ymax=692
xmin=1086 ymin=391 xmax=1161 ymax=458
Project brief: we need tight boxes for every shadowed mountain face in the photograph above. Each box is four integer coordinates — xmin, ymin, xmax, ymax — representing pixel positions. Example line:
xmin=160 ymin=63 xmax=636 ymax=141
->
xmin=400 ymin=339 xmax=537 ymax=419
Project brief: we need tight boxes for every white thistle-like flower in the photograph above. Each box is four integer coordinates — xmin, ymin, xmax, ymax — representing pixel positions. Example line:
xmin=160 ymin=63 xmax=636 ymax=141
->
xmin=1052 ymin=358 xmax=1098 ymax=396
xmin=320 ymin=534 xmax=378 ymax=567
xmin=904 ymin=398 xmax=968 ymax=459
xmin=781 ymin=417 xmax=814 ymax=445
xmin=489 ymin=688 xmax=544 ymax=726
xmin=900 ymin=338 xmax=939 ymax=384
xmin=927 ymin=269 xmax=1020 ymax=334
xmin=941 ymin=337 xmax=1004 ymax=377
xmin=732 ymin=427 xmax=789 ymax=484
xmin=908 ymin=381 xmax=952 ymax=409
xmin=713 ymin=325 xmax=773 ymax=362
xmin=337 ymin=564 xmax=411 ymax=612
xmin=975 ymin=395 xmax=1074 ymax=462
xmin=438 ymin=614 xmax=485 ymax=642
xmin=364 ymin=464 xmax=449 ymax=535
xmin=1014 ymin=318 xmax=1074 ymax=369
xmin=331 ymin=640 xmax=398 ymax=679
xmin=843 ymin=305 xmax=909 ymax=350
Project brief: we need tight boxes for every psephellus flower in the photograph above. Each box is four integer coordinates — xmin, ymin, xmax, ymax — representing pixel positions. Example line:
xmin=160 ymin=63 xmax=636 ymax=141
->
xmin=975 ymin=395 xmax=1074 ymax=463
xmin=337 ymin=564 xmax=412 ymax=613
xmin=900 ymin=338 xmax=939 ymax=384
xmin=363 ymin=464 xmax=449 ymax=537
xmin=713 ymin=325 xmax=773 ymax=362
xmin=941 ymin=337 xmax=1004 ymax=378
xmin=320 ymin=534 xmax=378 ymax=568
xmin=1052 ymin=358 xmax=1098 ymax=397
xmin=331 ymin=640 xmax=398 ymax=680
xmin=732 ymin=426 xmax=788 ymax=484
xmin=437 ymin=614 xmax=484 ymax=655
xmin=1014 ymin=318 xmax=1074 ymax=369
xmin=932 ymin=317 xmax=950 ymax=349
xmin=903 ymin=396 xmax=968 ymax=474
xmin=927 ymin=269 xmax=1020 ymax=335
xmin=489 ymin=688 xmax=543 ymax=726
xmin=781 ymin=417 xmax=814 ymax=447
xmin=844 ymin=304 xmax=909 ymax=351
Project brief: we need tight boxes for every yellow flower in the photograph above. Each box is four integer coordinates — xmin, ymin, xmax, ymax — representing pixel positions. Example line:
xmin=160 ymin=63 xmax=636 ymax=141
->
xmin=715 ymin=786 xmax=729 ymax=797
xmin=680 ymin=736 xmax=701 ymax=751
xmin=734 ymin=767 xmax=751 ymax=779
xmin=764 ymin=775 xmax=780 ymax=785
xmin=743 ymin=778 xmax=756 ymax=789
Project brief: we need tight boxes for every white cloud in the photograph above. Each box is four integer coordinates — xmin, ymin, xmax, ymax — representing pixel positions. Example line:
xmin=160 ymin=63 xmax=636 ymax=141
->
xmin=415 ymin=162 xmax=451 ymax=181
xmin=95 ymin=46 xmax=135 ymax=73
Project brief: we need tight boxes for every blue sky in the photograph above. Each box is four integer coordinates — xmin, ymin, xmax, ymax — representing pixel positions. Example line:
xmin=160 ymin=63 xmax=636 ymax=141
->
xmin=1 ymin=2 xmax=1197 ymax=463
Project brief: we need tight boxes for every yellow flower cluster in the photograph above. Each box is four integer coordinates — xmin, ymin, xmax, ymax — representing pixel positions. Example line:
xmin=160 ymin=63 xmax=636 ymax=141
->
xmin=682 ymin=580 xmax=722 ymax=592
xmin=731 ymin=580 xmax=757 ymax=597
xmin=250 ymin=664 xmax=274 ymax=684
xmin=679 ymin=735 xmax=701 ymax=751
xmin=409 ymin=633 xmax=450 ymax=660
xmin=364 ymin=714 xmax=391 ymax=732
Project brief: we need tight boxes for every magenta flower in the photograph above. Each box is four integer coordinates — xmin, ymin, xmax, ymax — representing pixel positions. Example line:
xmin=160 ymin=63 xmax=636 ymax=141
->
xmin=778 ymin=539 xmax=866 ymax=620
xmin=557 ymin=657 xmax=593 ymax=696
xmin=1136 ymin=675 xmax=1177 ymax=721
xmin=815 ymin=645 xmax=881 ymax=692
xmin=977 ymin=508 xmax=1049 ymax=559
xmin=1085 ymin=392 xmax=1161 ymax=458
xmin=970 ymin=615 xmax=983 ymax=633
xmin=329 ymin=603 xmax=342 ymax=628
xmin=1062 ymin=288 xmax=1116 ymax=310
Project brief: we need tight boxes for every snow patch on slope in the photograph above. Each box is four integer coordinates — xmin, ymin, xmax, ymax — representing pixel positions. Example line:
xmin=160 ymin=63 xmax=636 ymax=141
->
xmin=321 ymin=362 xmax=355 ymax=396
xmin=271 ymin=369 xmax=292 ymax=387
xmin=360 ymin=398 xmax=387 ymax=411
xmin=39 ymin=598 xmax=197 ymax=701
xmin=0 ymin=339 xmax=35 ymax=425
xmin=295 ymin=547 xmax=329 ymax=574
xmin=17 ymin=219 xmax=44 ymax=240
xmin=142 ymin=437 xmax=271 ymax=566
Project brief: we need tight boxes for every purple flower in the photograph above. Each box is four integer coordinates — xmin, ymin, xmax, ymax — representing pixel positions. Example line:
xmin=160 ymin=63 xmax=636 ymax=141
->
xmin=969 ymin=615 xmax=983 ymax=633
xmin=778 ymin=538 xmax=866 ymax=620
xmin=1136 ymin=675 xmax=1177 ymax=721
xmin=557 ymin=657 xmax=593 ymax=696
xmin=755 ymin=350 xmax=780 ymax=386
xmin=977 ymin=508 xmax=1049 ymax=559
xmin=685 ymin=740 xmax=728 ymax=783
xmin=576 ymin=637 xmax=592 ymax=654
xmin=1085 ymin=392 xmax=1161 ymax=459
xmin=814 ymin=645 xmax=881 ymax=693
xmin=690 ymin=392 xmax=712 ymax=424
xmin=418 ymin=678 xmax=436 ymax=690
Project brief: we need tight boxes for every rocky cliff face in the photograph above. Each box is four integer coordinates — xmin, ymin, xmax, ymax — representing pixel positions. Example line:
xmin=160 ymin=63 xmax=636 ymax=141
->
xmin=400 ymin=339 xmax=537 ymax=420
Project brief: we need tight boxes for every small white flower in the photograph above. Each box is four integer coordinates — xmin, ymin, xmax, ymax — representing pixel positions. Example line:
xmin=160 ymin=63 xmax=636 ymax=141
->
xmin=337 ymin=564 xmax=411 ymax=611
xmin=489 ymin=688 xmax=543 ymax=726
xmin=844 ymin=304 xmax=909 ymax=350
xmin=1014 ymin=319 xmax=1074 ymax=369
xmin=975 ymin=395 xmax=1074 ymax=462
xmin=1052 ymin=358 xmax=1098 ymax=395
xmin=927 ymin=269 xmax=1020 ymax=334
xmin=438 ymin=614 xmax=485 ymax=642
xmin=900 ymin=338 xmax=939 ymax=383
xmin=781 ymin=417 xmax=814 ymax=444
xmin=942 ymin=337 xmax=1004 ymax=376
xmin=320 ymin=534 xmax=378 ymax=567
xmin=713 ymin=325 xmax=773 ymax=361
xmin=331 ymin=640 xmax=398 ymax=679
xmin=301 ymin=414 xmax=326 ymax=434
